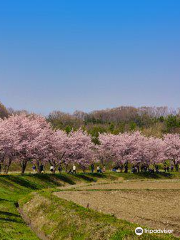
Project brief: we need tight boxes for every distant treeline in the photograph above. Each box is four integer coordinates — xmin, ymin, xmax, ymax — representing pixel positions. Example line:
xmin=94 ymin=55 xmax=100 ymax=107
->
xmin=0 ymin=102 xmax=9 ymax=119
xmin=1 ymin=101 xmax=180 ymax=137
xmin=46 ymin=106 xmax=180 ymax=137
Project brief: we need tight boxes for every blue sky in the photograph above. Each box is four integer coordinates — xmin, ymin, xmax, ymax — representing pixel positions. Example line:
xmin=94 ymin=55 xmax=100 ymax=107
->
xmin=0 ymin=0 xmax=180 ymax=115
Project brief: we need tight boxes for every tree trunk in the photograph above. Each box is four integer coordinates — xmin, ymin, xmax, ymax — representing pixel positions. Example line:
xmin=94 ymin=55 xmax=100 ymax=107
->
xmin=36 ymin=160 xmax=41 ymax=173
xmin=4 ymin=165 xmax=10 ymax=174
xmin=21 ymin=160 xmax=27 ymax=175
xmin=175 ymin=163 xmax=179 ymax=172
xmin=82 ymin=167 xmax=85 ymax=173
xmin=4 ymin=157 xmax=12 ymax=174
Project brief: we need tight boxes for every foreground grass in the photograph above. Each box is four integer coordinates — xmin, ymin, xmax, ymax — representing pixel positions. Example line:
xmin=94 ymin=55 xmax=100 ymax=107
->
xmin=0 ymin=172 xmax=179 ymax=240
xmin=0 ymin=173 xmax=117 ymax=240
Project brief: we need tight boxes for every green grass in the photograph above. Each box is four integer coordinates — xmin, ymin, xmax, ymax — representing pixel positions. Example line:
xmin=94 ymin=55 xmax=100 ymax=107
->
xmin=0 ymin=176 xmax=39 ymax=240
xmin=0 ymin=173 xmax=115 ymax=240
xmin=0 ymin=172 xmax=179 ymax=240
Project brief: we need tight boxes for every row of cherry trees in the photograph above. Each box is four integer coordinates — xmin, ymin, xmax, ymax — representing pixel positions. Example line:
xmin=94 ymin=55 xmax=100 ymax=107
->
xmin=0 ymin=114 xmax=180 ymax=174
xmin=98 ymin=132 xmax=180 ymax=170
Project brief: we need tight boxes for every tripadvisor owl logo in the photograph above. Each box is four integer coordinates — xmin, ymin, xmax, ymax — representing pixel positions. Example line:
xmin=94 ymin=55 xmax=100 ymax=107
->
xmin=135 ymin=227 xmax=143 ymax=235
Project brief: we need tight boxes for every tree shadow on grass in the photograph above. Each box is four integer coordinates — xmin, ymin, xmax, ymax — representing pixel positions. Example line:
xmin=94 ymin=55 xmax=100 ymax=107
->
xmin=29 ymin=173 xmax=75 ymax=186
xmin=0 ymin=198 xmax=14 ymax=202
xmin=0 ymin=211 xmax=20 ymax=217
xmin=74 ymin=174 xmax=96 ymax=182
xmin=0 ymin=177 xmax=21 ymax=189
xmin=54 ymin=174 xmax=75 ymax=185
xmin=134 ymin=172 xmax=173 ymax=179
xmin=88 ymin=173 xmax=107 ymax=178
xmin=6 ymin=176 xmax=39 ymax=190
xmin=0 ymin=217 xmax=23 ymax=223
xmin=0 ymin=210 xmax=23 ymax=224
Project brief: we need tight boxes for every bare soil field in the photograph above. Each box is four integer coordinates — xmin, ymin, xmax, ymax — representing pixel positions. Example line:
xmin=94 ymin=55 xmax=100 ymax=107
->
xmin=75 ymin=179 xmax=180 ymax=190
xmin=55 ymin=180 xmax=180 ymax=237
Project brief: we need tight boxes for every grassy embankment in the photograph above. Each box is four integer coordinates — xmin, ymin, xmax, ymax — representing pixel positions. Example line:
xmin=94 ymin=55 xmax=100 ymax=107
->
xmin=0 ymin=172 xmax=179 ymax=240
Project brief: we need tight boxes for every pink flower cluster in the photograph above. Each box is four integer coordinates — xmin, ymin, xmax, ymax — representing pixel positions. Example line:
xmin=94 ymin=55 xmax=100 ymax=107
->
xmin=0 ymin=114 xmax=179 ymax=174
xmin=0 ymin=114 xmax=94 ymax=173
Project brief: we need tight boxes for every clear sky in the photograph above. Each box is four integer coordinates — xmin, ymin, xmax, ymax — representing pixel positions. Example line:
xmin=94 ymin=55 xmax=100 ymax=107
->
xmin=0 ymin=0 xmax=180 ymax=115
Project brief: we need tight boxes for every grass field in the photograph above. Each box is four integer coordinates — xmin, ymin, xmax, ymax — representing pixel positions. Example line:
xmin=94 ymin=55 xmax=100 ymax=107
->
xmin=0 ymin=172 xmax=120 ymax=240
xmin=0 ymin=172 xmax=180 ymax=239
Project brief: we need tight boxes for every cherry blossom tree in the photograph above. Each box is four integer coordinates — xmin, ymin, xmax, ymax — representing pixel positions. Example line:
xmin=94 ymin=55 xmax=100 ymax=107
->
xmin=65 ymin=129 xmax=95 ymax=172
xmin=98 ymin=132 xmax=141 ymax=170
xmin=29 ymin=124 xmax=56 ymax=174
xmin=130 ymin=134 xmax=165 ymax=171
xmin=46 ymin=130 xmax=69 ymax=173
xmin=97 ymin=133 xmax=118 ymax=165
xmin=147 ymin=137 xmax=165 ymax=165
xmin=0 ymin=116 xmax=19 ymax=173
xmin=0 ymin=114 xmax=56 ymax=174
xmin=163 ymin=134 xmax=180 ymax=171
xmin=98 ymin=131 xmax=165 ymax=172
xmin=1 ymin=112 xmax=179 ymax=175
